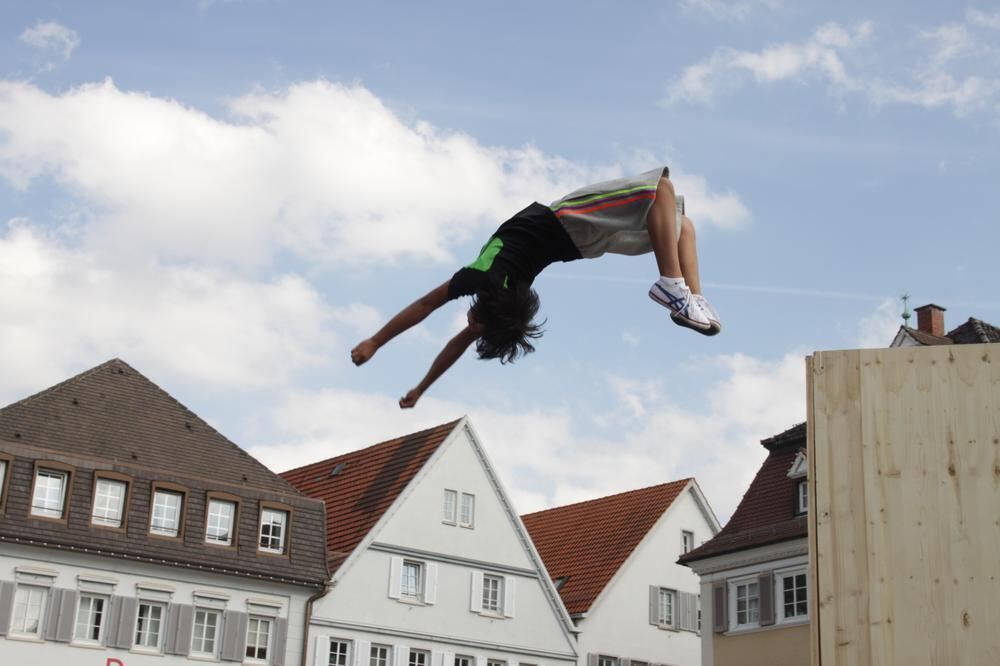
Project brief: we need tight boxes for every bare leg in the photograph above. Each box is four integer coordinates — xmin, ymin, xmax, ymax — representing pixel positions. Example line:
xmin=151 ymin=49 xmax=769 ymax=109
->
xmin=678 ymin=216 xmax=702 ymax=295
xmin=646 ymin=177 xmax=682 ymax=278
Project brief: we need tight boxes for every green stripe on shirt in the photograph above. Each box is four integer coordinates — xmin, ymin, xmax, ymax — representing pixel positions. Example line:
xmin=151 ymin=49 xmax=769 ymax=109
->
xmin=550 ymin=184 xmax=658 ymax=212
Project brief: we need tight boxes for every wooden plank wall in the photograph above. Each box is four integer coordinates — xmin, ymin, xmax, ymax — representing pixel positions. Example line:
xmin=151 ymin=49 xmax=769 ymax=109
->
xmin=809 ymin=344 xmax=1000 ymax=666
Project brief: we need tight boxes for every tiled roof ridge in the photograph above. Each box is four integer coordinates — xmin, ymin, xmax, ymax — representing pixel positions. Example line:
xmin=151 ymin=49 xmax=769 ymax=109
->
xmin=521 ymin=477 xmax=693 ymax=519
xmin=279 ymin=417 xmax=464 ymax=477
xmin=760 ymin=422 xmax=806 ymax=449
xmin=0 ymin=358 xmax=123 ymax=414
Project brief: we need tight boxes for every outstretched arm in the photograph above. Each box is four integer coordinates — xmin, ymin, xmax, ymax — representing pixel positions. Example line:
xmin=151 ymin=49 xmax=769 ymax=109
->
xmin=399 ymin=324 xmax=481 ymax=408
xmin=351 ymin=281 xmax=451 ymax=366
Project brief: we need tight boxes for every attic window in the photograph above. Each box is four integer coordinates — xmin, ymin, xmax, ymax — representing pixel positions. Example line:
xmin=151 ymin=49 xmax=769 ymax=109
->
xmin=329 ymin=463 xmax=345 ymax=477
xmin=787 ymin=451 xmax=808 ymax=479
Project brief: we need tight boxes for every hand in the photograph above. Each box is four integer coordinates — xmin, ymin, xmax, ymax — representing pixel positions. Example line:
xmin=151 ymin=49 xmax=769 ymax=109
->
xmin=399 ymin=388 xmax=423 ymax=409
xmin=351 ymin=339 xmax=378 ymax=366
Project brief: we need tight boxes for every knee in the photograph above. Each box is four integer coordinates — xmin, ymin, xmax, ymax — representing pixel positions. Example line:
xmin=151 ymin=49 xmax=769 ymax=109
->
xmin=656 ymin=176 xmax=676 ymax=202
xmin=681 ymin=215 xmax=695 ymax=238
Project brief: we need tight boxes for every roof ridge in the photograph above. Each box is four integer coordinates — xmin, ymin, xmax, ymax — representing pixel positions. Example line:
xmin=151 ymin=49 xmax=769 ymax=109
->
xmin=522 ymin=477 xmax=692 ymax=518
xmin=278 ymin=418 xmax=463 ymax=476
xmin=0 ymin=358 xmax=124 ymax=415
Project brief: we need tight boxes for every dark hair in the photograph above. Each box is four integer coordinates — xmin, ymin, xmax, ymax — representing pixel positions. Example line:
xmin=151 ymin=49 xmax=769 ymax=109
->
xmin=469 ymin=283 xmax=545 ymax=364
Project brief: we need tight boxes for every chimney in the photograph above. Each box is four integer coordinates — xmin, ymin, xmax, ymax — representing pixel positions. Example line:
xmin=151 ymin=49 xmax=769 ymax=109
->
xmin=914 ymin=303 xmax=946 ymax=337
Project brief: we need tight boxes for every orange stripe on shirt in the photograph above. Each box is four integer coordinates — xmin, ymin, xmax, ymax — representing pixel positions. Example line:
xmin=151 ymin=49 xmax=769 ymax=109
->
xmin=553 ymin=192 xmax=656 ymax=218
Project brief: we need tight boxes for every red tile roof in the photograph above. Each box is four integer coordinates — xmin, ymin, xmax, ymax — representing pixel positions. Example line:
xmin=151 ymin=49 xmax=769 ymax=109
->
xmin=680 ymin=424 xmax=806 ymax=564
xmin=280 ymin=419 xmax=461 ymax=572
xmin=521 ymin=479 xmax=691 ymax=616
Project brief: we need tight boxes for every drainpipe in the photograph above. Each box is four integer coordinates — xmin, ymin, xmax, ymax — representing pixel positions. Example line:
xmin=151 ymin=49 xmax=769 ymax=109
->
xmin=301 ymin=580 xmax=332 ymax=666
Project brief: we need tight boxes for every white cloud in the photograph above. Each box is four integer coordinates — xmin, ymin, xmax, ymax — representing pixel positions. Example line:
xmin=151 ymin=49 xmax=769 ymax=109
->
xmin=253 ymin=348 xmax=808 ymax=521
xmin=967 ymin=9 xmax=1000 ymax=30
xmin=679 ymin=0 xmax=784 ymax=22
xmin=856 ymin=299 xmax=902 ymax=348
xmin=19 ymin=21 xmax=80 ymax=68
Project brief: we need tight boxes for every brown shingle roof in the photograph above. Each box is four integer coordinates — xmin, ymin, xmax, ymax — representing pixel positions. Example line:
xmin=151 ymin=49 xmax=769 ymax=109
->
xmin=280 ymin=419 xmax=461 ymax=572
xmin=947 ymin=318 xmax=1000 ymax=344
xmin=680 ymin=425 xmax=806 ymax=564
xmin=521 ymin=480 xmax=691 ymax=616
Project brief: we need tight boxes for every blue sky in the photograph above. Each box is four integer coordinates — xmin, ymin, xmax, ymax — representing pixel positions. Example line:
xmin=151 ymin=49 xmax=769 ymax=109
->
xmin=2 ymin=0 xmax=998 ymax=522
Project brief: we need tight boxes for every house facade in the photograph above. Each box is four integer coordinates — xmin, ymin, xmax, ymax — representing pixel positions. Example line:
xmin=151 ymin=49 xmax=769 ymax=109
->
xmin=280 ymin=418 xmax=578 ymax=666
xmin=0 ymin=359 xmax=329 ymax=666
xmin=677 ymin=424 xmax=809 ymax=666
xmin=522 ymin=480 xmax=720 ymax=666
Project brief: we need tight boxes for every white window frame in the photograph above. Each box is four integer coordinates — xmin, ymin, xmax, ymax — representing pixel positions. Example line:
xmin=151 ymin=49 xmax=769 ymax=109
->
xmin=657 ymin=587 xmax=675 ymax=626
xmin=681 ymin=530 xmax=695 ymax=554
xmin=134 ymin=600 xmax=166 ymax=651
xmin=401 ymin=560 xmax=423 ymax=599
xmin=777 ymin=567 xmax=809 ymax=624
xmin=370 ymin=644 xmax=392 ymax=666
xmin=149 ymin=489 xmax=183 ymax=537
xmin=92 ymin=478 xmax=127 ymax=527
xmin=443 ymin=489 xmax=458 ymax=524
xmin=797 ymin=480 xmax=808 ymax=515
xmin=259 ymin=508 xmax=288 ymax=554
xmin=245 ymin=615 xmax=273 ymax=663
xmin=729 ymin=576 xmax=761 ymax=630
xmin=190 ymin=607 xmax=222 ymax=657
xmin=454 ymin=656 xmax=473 ymax=666
xmin=10 ymin=584 xmax=48 ymax=638
xmin=0 ymin=459 xmax=8 ymax=505
xmin=482 ymin=573 xmax=503 ymax=614
xmin=31 ymin=469 xmax=68 ymax=518
xmin=597 ymin=657 xmax=619 ymax=666
xmin=487 ymin=660 xmax=506 ymax=666
xmin=409 ymin=649 xmax=430 ymax=666
xmin=328 ymin=638 xmax=351 ymax=666
xmin=459 ymin=492 xmax=475 ymax=528
xmin=205 ymin=499 xmax=237 ymax=546
xmin=73 ymin=593 xmax=108 ymax=644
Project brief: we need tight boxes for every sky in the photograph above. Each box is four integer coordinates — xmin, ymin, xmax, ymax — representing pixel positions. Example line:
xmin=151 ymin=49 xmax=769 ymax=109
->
xmin=1 ymin=0 xmax=999 ymax=524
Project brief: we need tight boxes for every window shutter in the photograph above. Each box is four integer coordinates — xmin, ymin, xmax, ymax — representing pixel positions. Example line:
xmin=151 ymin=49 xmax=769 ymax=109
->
xmin=424 ymin=563 xmax=438 ymax=605
xmin=395 ymin=645 xmax=410 ymax=666
xmin=0 ymin=581 xmax=14 ymax=636
xmin=431 ymin=650 xmax=443 ymax=666
xmin=162 ymin=603 xmax=181 ymax=654
xmin=687 ymin=591 xmax=698 ymax=631
xmin=355 ymin=640 xmax=371 ymax=666
xmin=115 ymin=597 xmax=138 ymax=649
xmin=469 ymin=572 xmax=483 ymax=612
xmin=677 ymin=592 xmax=689 ymax=631
xmin=220 ymin=610 xmax=248 ymax=662
xmin=54 ymin=589 xmax=78 ymax=642
xmin=43 ymin=587 xmax=64 ymax=641
xmin=759 ymin=571 xmax=775 ymax=626
xmin=503 ymin=576 xmax=515 ymax=618
xmin=388 ymin=556 xmax=403 ymax=599
xmin=670 ymin=590 xmax=679 ymax=630
xmin=313 ymin=635 xmax=331 ymax=666
xmin=272 ymin=617 xmax=289 ymax=666
xmin=586 ymin=654 xmax=598 ymax=666
xmin=622 ymin=659 xmax=632 ymax=666
xmin=441 ymin=651 xmax=454 ymax=666
xmin=648 ymin=585 xmax=659 ymax=625
xmin=712 ymin=582 xmax=727 ymax=633
xmin=174 ymin=605 xmax=194 ymax=656
xmin=102 ymin=595 xmax=122 ymax=647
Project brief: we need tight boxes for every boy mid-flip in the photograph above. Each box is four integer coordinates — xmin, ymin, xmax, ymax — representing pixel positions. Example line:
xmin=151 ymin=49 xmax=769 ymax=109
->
xmin=351 ymin=167 xmax=721 ymax=408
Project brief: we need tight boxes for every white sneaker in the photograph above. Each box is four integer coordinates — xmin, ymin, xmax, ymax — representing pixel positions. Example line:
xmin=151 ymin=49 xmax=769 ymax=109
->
xmin=693 ymin=294 xmax=721 ymax=336
xmin=649 ymin=280 xmax=712 ymax=332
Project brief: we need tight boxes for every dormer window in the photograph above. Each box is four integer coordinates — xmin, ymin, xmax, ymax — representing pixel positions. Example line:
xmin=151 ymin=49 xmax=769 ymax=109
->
xmin=31 ymin=467 xmax=70 ymax=519
xmin=797 ymin=480 xmax=808 ymax=515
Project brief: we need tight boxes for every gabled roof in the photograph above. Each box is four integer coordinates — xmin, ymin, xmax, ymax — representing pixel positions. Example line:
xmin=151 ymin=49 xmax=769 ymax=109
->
xmin=680 ymin=424 xmax=806 ymax=564
xmin=892 ymin=317 xmax=1000 ymax=347
xmin=521 ymin=479 xmax=691 ymax=616
xmin=280 ymin=419 xmax=461 ymax=572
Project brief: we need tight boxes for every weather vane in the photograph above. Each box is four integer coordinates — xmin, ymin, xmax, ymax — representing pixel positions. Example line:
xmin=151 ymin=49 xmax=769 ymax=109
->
xmin=901 ymin=294 xmax=911 ymax=324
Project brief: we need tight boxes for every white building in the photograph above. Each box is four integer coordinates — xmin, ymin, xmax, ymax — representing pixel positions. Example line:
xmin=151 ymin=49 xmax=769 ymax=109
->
xmin=0 ymin=359 xmax=330 ymax=665
xmin=522 ymin=480 xmax=720 ymax=666
xmin=279 ymin=417 xmax=579 ymax=666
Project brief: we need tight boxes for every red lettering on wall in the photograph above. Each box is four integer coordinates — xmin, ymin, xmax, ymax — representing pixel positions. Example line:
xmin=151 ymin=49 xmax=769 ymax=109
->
xmin=106 ymin=659 xmax=125 ymax=666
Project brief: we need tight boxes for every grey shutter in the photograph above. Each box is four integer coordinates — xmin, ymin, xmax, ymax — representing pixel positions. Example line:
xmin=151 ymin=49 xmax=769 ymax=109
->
xmin=115 ymin=597 xmax=138 ymax=649
xmin=103 ymin=596 xmax=122 ymax=647
xmin=648 ymin=585 xmax=659 ymax=625
xmin=162 ymin=603 xmax=181 ymax=654
xmin=712 ymin=582 xmax=727 ymax=633
xmin=174 ymin=605 xmax=194 ymax=656
xmin=43 ymin=588 xmax=64 ymax=640
xmin=272 ymin=617 xmax=289 ymax=666
xmin=0 ymin=581 xmax=15 ymax=636
xmin=687 ymin=591 xmax=698 ymax=631
xmin=55 ymin=589 xmax=78 ymax=642
xmin=670 ymin=590 xmax=679 ymax=630
xmin=586 ymin=655 xmax=598 ymax=666
xmin=220 ymin=610 xmax=248 ymax=662
xmin=388 ymin=556 xmax=403 ymax=599
xmin=503 ymin=576 xmax=515 ymax=618
xmin=759 ymin=571 xmax=775 ymax=626
xmin=677 ymin=592 xmax=689 ymax=631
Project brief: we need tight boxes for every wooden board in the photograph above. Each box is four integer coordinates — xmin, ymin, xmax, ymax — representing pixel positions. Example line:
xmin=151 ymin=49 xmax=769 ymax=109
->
xmin=809 ymin=344 xmax=1000 ymax=666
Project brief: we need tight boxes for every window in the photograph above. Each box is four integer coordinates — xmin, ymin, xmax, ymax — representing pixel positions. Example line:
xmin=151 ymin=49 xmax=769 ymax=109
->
xmin=482 ymin=574 xmax=503 ymax=613
xmin=206 ymin=499 xmax=237 ymax=546
xmin=734 ymin=580 xmax=760 ymax=627
xmin=598 ymin=657 xmax=619 ymax=666
xmin=460 ymin=493 xmax=475 ymax=527
xmin=797 ymin=480 xmax=808 ymax=514
xmin=682 ymin=530 xmax=695 ymax=554
xmin=245 ymin=616 xmax=272 ymax=662
xmin=191 ymin=608 xmax=221 ymax=656
xmin=74 ymin=594 xmax=107 ymax=643
xmin=658 ymin=587 xmax=675 ymax=626
xmin=329 ymin=639 xmax=351 ymax=666
xmin=150 ymin=489 xmax=184 ymax=537
xmin=371 ymin=644 xmax=392 ymax=666
xmin=0 ymin=458 xmax=8 ymax=510
xmin=92 ymin=478 xmax=128 ymax=527
xmin=454 ymin=656 xmax=473 ymax=666
xmin=31 ymin=469 xmax=68 ymax=518
xmin=11 ymin=584 xmax=48 ymax=637
xmin=780 ymin=571 xmax=808 ymax=621
xmin=259 ymin=507 xmax=288 ymax=553
xmin=401 ymin=561 xmax=423 ymax=598
xmin=443 ymin=489 xmax=458 ymax=524
xmin=409 ymin=650 xmax=429 ymax=666
xmin=134 ymin=601 xmax=165 ymax=650
xmin=487 ymin=660 xmax=506 ymax=666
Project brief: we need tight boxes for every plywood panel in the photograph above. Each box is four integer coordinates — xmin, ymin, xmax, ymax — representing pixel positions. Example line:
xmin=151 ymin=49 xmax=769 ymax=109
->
xmin=810 ymin=344 xmax=1000 ymax=666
